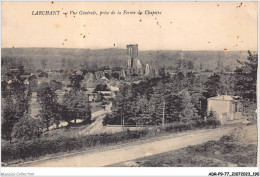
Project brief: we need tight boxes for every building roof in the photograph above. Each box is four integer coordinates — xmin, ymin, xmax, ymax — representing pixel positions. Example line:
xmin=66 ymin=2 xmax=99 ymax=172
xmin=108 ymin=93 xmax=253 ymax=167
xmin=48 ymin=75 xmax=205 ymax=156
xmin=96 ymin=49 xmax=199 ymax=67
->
xmin=110 ymin=85 xmax=119 ymax=91
xmin=101 ymin=76 xmax=108 ymax=80
xmin=208 ymin=95 xmax=234 ymax=101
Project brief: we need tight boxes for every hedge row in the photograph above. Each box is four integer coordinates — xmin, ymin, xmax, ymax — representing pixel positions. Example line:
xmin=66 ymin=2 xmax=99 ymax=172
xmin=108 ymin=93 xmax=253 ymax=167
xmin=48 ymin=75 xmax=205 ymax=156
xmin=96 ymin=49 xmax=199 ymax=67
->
xmin=148 ymin=120 xmax=219 ymax=135
xmin=2 ymin=119 xmax=220 ymax=163
xmin=2 ymin=130 xmax=148 ymax=163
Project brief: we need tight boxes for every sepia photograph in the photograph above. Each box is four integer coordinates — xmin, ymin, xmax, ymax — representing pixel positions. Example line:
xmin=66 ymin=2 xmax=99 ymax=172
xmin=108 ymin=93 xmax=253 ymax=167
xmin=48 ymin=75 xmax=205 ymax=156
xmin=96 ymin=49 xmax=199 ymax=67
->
xmin=1 ymin=1 xmax=259 ymax=175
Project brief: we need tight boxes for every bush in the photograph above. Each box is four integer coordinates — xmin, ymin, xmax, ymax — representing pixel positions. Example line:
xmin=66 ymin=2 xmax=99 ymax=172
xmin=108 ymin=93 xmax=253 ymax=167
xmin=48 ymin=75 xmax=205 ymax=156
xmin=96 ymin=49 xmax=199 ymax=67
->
xmin=195 ymin=119 xmax=207 ymax=128
xmin=192 ymin=140 xmax=218 ymax=153
xmin=11 ymin=116 xmax=44 ymax=141
xmin=102 ymin=114 xmax=121 ymax=126
xmin=219 ymin=135 xmax=234 ymax=143
xmin=164 ymin=121 xmax=196 ymax=133
xmin=206 ymin=110 xmax=220 ymax=128
xmin=102 ymin=114 xmax=111 ymax=126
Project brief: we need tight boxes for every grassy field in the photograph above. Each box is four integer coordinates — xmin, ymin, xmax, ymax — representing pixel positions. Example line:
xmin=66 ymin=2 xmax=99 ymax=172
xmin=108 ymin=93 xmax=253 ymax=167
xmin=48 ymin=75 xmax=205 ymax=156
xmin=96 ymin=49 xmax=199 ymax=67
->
xmin=111 ymin=124 xmax=257 ymax=167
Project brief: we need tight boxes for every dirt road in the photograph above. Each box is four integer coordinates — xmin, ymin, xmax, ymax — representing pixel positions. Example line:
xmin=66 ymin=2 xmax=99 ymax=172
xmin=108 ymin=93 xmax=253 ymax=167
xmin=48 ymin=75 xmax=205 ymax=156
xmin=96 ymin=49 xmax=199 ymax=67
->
xmin=23 ymin=126 xmax=238 ymax=167
xmin=79 ymin=114 xmax=107 ymax=135
xmin=79 ymin=106 xmax=111 ymax=135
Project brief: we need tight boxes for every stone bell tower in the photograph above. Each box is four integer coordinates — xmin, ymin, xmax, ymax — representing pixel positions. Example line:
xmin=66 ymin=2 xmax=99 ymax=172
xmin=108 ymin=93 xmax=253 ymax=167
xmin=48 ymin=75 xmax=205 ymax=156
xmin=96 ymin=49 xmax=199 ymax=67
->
xmin=126 ymin=44 xmax=138 ymax=68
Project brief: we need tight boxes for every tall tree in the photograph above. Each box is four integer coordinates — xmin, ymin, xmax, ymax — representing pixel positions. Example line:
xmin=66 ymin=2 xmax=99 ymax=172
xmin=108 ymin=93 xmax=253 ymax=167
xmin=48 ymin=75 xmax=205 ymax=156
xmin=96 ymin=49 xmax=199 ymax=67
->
xmin=129 ymin=95 xmax=153 ymax=126
xmin=186 ymin=75 xmax=205 ymax=118
xmin=63 ymin=91 xmax=92 ymax=124
xmin=149 ymin=82 xmax=167 ymax=126
xmin=111 ymin=84 xmax=133 ymax=127
xmin=220 ymin=73 xmax=235 ymax=96
xmin=1 ymin=106 xmax=18 ymax=142
xmin=63 ymin=73 xmax=91 ymax=124
xmin=1 ymin=65 xmax=30 ymax=142
xmin=37 ymin=84 xmax=58 ymax=131
xmin=68 ymin=74 xmax=84 ymax=90
xmin=165 ymin=93 xmax=183 ymax=123
xmin=58 ymin=104 xmax=73 ymax=127
xmin=11 ymin=115 xmax=44 ymax=141
xmin=203 ymin=74 xmax=221 ymax=98
xmin=179 ymin=90 xmax=199 ymax=122
xmin=234 ymin=51 xmax=257 ymax=102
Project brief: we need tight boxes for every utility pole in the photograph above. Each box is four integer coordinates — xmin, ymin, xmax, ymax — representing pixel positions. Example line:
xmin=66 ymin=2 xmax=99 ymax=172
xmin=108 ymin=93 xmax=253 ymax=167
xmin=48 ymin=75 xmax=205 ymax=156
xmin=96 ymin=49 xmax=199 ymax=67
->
xmin=162 ymin=99 xmax=165 ymax=127
xmin=121 ymin=116 xmax=123 ymax=131
xmin=123 ymin=116 xmax=125 ymax=131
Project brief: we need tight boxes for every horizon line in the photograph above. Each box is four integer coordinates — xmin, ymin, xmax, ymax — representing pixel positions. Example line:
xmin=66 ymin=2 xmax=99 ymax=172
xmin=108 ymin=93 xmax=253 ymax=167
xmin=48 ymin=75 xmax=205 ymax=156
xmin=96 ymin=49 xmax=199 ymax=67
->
xmin=1 ymin=47 xmax=254 ymax=52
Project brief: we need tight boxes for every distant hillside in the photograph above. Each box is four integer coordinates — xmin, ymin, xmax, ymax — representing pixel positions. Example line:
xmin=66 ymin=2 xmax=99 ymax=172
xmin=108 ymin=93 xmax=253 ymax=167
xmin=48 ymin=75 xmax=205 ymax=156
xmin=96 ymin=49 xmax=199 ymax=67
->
xmin=1 ymin=48 xmax=249 ymax=71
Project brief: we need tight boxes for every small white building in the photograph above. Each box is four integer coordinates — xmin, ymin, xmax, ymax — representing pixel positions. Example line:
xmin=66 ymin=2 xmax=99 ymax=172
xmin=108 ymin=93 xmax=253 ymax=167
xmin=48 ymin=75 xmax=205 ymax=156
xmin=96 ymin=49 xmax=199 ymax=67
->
xmin=207 ymin=95 xmax=240 ymax=125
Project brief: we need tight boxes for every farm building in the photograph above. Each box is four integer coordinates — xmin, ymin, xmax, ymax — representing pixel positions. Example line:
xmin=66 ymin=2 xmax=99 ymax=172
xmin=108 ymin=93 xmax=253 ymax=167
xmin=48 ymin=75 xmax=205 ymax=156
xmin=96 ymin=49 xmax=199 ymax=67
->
xmin=207 ymin=95 xmax=241 ymax=125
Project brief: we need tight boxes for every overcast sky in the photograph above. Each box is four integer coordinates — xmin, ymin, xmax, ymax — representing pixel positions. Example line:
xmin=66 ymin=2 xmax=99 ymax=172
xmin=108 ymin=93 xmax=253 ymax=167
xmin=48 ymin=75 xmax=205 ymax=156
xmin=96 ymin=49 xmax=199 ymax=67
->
xmin=2 ymin=1 xmax=258 ymax=51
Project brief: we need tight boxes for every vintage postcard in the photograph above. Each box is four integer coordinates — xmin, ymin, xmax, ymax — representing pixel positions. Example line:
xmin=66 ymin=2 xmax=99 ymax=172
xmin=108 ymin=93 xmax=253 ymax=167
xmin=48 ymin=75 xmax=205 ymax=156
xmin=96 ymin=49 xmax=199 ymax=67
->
xmin=1 ymin=1 xmax=259 ymax=176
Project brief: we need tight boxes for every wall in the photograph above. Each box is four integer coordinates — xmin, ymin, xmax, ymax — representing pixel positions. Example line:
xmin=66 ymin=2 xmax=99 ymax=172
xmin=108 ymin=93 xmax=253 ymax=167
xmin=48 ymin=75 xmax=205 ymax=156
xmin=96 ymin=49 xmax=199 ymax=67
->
xmin=207 ymin=99 xmax=234 ymax=124
xmin=104 ymin=125 xmax=146 ymax=134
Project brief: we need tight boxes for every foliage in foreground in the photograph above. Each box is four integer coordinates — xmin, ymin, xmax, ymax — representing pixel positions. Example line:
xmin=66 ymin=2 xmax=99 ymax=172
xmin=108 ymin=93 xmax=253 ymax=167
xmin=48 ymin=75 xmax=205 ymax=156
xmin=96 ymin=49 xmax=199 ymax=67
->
xmin=2 ymin=130 xmax=148 ymax=163
xmin=11 ymin=116 xmax=44 ymax=141
xmin=2 ymin=120 xmax=219 ymax=163
xmin=115 ymin=128 xmax=257 ymax=167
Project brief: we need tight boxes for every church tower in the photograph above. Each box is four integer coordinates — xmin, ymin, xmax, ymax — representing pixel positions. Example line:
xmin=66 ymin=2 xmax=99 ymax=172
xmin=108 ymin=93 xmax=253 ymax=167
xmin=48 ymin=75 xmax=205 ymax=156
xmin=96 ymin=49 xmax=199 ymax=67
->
xmin=126 ymin=44 xmax=138 ymax=67
xmin=126 ymin=44 xmax=143 ymax=75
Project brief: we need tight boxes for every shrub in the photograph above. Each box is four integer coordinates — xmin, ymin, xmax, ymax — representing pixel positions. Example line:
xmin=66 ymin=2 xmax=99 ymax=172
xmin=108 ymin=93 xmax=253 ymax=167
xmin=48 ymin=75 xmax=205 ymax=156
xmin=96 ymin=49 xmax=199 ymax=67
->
xmin=11 ymin=116 xmax=44 ymax=141
xmin=194 ymin=119 xmax=207 ymax=128
xmin=102 ymin=114 xmax=111 ymax=126
xmin=219 ymin=135 xmax=234 ymax=143
xmin=193 ymin=140 xmax=218 ymax=153
xmin=164 ymin=121 xmax=197 ymax=133
xmin=206 ymin=110 xmax=220 ymax=128
xmin=102 ymin=114 xmax=120 ymax=126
